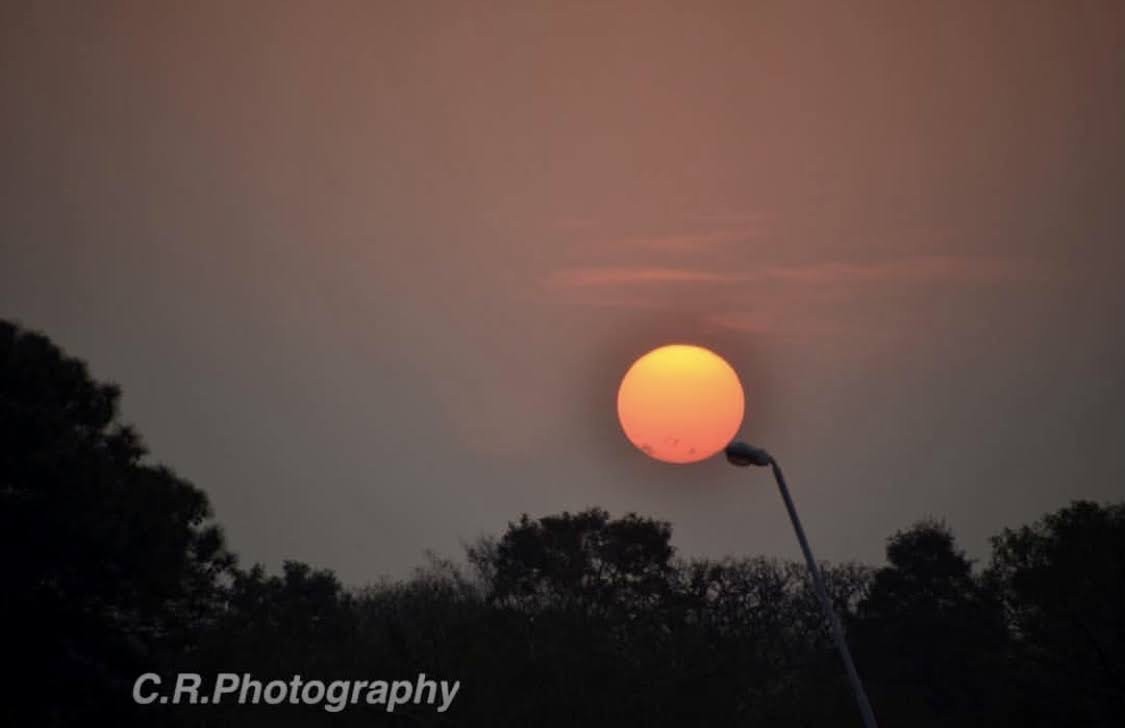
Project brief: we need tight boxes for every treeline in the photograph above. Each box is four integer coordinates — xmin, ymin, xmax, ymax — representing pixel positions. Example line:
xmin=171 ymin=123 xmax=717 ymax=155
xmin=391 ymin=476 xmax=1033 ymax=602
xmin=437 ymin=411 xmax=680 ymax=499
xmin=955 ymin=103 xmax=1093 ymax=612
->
xmin=3 ymin=318 xmax=1124 ymax=727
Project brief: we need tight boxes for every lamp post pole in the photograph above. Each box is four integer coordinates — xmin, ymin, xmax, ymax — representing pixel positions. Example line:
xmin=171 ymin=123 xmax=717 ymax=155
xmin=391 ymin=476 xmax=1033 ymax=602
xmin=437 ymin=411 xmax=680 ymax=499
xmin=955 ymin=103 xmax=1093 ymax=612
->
xmin=725 ymin=442 xmax=878 ymax=728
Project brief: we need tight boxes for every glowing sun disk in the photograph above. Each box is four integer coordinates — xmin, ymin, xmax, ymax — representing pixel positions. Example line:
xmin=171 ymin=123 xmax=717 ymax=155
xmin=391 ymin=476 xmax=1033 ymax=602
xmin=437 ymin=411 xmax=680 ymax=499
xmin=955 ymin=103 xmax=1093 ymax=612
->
xmin=616 ymin=344 xmax=745 ymax=464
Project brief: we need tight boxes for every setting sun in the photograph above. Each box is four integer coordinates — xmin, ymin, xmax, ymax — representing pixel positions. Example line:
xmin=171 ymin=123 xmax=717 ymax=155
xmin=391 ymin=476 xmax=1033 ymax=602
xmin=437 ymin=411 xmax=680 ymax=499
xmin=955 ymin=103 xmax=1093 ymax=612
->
xmin=617 ymin=344 xmax=745 ymax=464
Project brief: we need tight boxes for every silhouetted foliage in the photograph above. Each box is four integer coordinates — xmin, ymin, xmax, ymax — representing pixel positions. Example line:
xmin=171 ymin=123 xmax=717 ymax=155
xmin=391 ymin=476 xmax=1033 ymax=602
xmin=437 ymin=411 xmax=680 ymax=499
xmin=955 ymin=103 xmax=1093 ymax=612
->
xmin=5 ymin=318 xmax=1125 ymax=726
xmin=470 ymin=508 xmax=675 ymax=614
xmin=1 ymin=320 xmax=234 ymax=725
xmin=988 ymin=501 xmax=1125 ymax=726
xmin=853 ymin=520 xmax=1010 ymax=726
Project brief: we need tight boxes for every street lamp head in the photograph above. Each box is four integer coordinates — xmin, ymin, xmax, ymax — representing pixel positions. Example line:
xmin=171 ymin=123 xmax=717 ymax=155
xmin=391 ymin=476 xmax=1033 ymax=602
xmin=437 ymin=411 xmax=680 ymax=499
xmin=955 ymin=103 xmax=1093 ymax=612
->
xmin=722 ymin=439 xmax=878 ymax=727
xmin=725 ymin=441 xmax=773 ymax=467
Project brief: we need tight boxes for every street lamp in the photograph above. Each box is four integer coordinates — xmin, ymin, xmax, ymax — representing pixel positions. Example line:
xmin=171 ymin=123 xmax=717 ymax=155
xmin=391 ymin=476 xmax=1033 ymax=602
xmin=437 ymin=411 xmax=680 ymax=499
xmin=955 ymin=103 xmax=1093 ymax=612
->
xmin=725 ymin=441 xmax=879 ymax=728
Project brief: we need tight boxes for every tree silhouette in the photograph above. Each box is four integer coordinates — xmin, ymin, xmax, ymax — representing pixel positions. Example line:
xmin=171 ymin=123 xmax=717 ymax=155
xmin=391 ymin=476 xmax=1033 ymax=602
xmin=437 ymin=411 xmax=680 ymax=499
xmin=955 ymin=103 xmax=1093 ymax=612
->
xmin=989 ymin=501 xmax=1125 ymax=726
xmin=5 ymin=317 xmax=1125 ymax=726
xmin=1 ymin=320 xmax=234 ymax=725
xmin=469 ymin=508 xmax=675 ymax=617
xmin=852 ymin=520 xmax=1009 ymax=726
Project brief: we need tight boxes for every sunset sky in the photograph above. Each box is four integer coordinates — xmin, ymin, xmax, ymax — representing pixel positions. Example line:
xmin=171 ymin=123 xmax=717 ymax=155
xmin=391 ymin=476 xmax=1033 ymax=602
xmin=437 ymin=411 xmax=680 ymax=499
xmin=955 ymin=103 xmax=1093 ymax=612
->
xmin=3 ymin=1 xmax=1123 ymax=582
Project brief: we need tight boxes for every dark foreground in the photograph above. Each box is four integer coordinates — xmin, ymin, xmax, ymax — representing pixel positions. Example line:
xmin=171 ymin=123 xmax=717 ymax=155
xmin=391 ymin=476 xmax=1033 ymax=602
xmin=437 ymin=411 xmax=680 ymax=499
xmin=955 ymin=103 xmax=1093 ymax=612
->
xmin=4 ymin=318 xmax=1123 ymax=727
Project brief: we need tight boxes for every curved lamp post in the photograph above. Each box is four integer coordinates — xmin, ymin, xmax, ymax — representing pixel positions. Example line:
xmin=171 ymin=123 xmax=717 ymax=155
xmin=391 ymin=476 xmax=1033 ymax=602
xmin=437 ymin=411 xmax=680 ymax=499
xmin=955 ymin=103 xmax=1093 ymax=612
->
xmin=725 ymin=441 xmax=879 ymax=728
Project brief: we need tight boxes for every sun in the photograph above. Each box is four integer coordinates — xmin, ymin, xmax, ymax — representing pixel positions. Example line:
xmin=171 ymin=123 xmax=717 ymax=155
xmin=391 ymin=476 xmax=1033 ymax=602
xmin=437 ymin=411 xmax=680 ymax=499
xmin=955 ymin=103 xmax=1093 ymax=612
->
xmin=617 ymin=344 xmax=745 ymax=464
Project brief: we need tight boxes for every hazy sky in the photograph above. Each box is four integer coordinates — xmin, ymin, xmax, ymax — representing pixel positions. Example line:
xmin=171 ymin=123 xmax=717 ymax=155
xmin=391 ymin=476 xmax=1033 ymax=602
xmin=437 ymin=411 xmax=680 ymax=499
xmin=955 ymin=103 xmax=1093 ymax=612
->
xmin=3 ymin=1 xmax=1123 ymax=583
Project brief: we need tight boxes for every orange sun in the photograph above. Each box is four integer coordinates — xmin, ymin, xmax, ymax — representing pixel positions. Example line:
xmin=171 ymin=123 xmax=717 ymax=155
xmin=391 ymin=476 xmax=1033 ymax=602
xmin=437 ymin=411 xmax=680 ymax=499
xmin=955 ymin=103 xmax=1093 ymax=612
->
xmin=617 ymin=344 xmax=745 ymax=464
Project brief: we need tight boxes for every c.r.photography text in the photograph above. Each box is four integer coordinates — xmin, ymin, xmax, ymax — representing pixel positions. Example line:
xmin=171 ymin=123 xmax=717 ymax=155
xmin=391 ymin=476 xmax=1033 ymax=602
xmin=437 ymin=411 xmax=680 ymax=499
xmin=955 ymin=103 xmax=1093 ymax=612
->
xmin=132 ymin=672 xmax=460 ymax=713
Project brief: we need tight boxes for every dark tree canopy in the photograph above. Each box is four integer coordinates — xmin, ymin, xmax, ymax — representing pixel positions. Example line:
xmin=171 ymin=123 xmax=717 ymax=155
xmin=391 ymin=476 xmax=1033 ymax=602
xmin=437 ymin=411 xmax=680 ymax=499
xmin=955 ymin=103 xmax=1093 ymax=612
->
xmin=988 ymin=501 xmax=1125 ymax=725
xmin=4 ymin=318 xmax=1125 ymax=727
xmin=1 ymin=320 xmax=234 ymax=725
xmin=469 ymin=508 xmax=675 ymax=616
xmin=854 ymin=521 xmax=1010 ymax=727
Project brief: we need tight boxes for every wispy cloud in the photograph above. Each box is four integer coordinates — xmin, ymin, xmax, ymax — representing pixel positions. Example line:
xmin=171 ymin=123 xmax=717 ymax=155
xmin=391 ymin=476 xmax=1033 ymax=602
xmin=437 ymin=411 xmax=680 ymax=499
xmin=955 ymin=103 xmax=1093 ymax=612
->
xmin=545 ymin=266 xmax=743 ymax=288
xmin=545 ymin=255 xmax=1045 ymax=291
xmin=762 ymin=255 xmax=1047 ymax=285
xmin=704 ymin=310 xmax=774 ymax=334
xmin=606 ymin=229 xmax=753 ymax=253
xmin=542 ymin=255 xmax=1048 ymax=329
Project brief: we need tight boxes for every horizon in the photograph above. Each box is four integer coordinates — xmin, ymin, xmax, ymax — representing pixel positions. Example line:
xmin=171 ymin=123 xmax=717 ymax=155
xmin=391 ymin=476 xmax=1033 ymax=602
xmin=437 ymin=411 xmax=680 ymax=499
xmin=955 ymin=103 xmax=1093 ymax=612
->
xmin=3 ymin=1 xmax=1123 ymax=586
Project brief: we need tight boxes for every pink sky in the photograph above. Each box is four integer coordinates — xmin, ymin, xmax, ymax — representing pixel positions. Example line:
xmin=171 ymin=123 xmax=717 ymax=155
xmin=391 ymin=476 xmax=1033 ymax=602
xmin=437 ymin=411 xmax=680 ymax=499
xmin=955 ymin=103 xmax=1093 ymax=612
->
xmin=2 ymin=1 xmax=1123 ymax=581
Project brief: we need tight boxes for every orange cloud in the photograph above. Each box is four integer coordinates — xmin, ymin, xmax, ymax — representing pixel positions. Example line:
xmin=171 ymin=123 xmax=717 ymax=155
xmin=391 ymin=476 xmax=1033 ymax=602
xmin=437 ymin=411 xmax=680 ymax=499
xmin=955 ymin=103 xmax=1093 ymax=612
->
xmin=762 ymin=255 xmax=1047 ymax=285
xmin=546 ymin=255 xmax=1045 ymax=291
xmin=704 ymin=310 xmax=774 ymax=334
xmin=545 ymin=266 xmax=741 ymax=288
xmin=606 ymin=229 xmax=753 ymax=253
